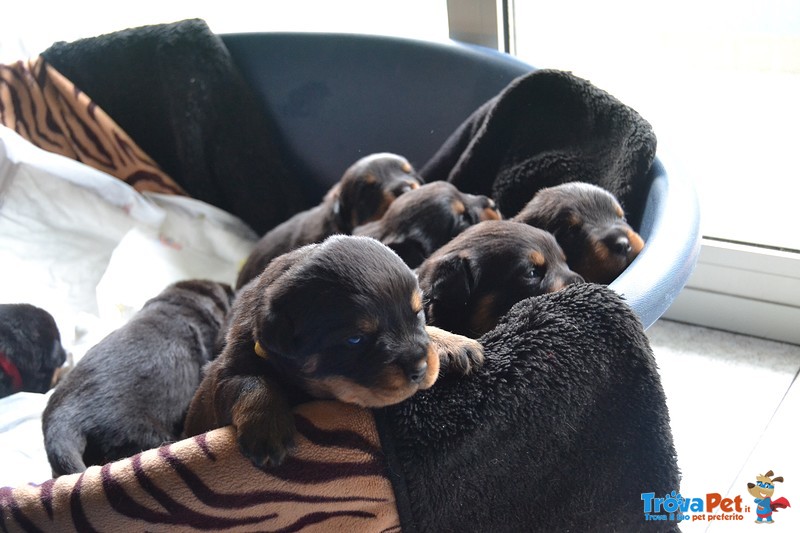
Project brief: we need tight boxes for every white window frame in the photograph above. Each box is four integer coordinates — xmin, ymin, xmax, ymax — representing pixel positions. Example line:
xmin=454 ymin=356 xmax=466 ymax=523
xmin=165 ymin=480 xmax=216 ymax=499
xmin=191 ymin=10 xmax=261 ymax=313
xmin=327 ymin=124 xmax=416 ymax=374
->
xmin=663 ymin=240 xmax=800 ymax=345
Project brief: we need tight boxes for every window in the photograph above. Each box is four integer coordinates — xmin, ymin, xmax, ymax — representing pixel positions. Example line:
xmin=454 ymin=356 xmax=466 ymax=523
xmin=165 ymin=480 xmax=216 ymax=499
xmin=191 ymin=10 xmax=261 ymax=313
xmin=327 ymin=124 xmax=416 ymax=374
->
xmin=472 ymin=0 xmax=800 ymax=343
xmin=0 ymin=1 xmax=449 ymax=63
xmin=511 ymin=0 xmax=800 ymax=251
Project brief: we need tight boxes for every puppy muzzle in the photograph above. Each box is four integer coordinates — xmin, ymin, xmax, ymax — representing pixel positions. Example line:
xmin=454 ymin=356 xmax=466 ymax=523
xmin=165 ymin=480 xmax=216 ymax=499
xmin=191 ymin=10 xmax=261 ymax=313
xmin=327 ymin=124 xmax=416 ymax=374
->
xmin=549 ymin=271 xmax=585 ymax=292
xmin=404 ymin=360 xmax=429 ymax=384
xmin=603 ymin=227 xmax=644 ymax=260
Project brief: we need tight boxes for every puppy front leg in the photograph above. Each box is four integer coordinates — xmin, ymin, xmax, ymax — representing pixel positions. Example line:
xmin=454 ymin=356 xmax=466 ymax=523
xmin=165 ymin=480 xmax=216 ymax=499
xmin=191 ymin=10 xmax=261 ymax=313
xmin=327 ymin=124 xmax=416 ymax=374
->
xmin=425 ymin=325 xmax=485 ymax=376
xmin=215 ymin=374 xmax=296 ymax=467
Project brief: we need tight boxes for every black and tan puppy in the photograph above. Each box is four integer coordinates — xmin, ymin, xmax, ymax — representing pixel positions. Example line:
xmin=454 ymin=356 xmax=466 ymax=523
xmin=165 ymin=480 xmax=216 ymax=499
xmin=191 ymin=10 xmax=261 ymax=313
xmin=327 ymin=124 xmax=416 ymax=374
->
xmin=512 ymin=182 xmax=645 ymax=284
xmin=236 ymin=153 xmax=422 ymax=289
xmin=418 ymin=220 xmax=584 ymax=338
xmin=42 ymin=280 xmax=234 ymax=476
xmin=184 ymin=235 xmax=484 ymax=467
xmin=0 ymin=304 xmax=67 ymax=398
xmin=353 ymin=181 xmax=501 ymax=269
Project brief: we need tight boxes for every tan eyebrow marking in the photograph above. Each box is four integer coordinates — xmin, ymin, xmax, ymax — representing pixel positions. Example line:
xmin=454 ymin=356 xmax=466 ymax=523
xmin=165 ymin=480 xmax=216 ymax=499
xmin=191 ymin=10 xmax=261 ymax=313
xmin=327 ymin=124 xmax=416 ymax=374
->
xmin=452 ymin=199 xmax=466 ymax=215
xmin=411 ymin=291 xmax=423 ymax=314
xmin=401 ymin=162 xmax=413 ymax=173
xmin=530 ymin=251 xmax=546 ymax=267
xmin=615 ymin=204 xmax=624 ymax=218
xmin=358 ymin=317 xmax=379 ymax=333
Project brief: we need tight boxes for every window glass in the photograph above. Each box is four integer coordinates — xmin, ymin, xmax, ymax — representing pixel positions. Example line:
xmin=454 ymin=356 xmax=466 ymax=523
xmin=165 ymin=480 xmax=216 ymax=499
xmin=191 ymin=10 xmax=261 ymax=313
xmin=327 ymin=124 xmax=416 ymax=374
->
xmin=1 ymin=1 xmax=449 ymax=63
xmin=511 ymin=0 xmax=800 ymax=251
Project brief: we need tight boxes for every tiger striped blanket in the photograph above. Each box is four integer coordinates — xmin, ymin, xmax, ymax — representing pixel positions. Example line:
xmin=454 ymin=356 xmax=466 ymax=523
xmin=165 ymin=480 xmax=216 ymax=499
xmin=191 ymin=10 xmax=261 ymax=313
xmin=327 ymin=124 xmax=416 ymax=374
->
xmin=0 ymin=401 xmax=399 ymax=532
xmin=0 ymin=58 xmax=185 ymax=196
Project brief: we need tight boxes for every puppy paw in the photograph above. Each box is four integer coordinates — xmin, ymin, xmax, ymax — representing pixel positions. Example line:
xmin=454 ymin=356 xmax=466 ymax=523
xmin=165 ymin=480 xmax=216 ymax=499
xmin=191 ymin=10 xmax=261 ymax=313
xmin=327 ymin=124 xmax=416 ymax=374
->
xmin=236 ymin=412 xmax=296 ymax=467
xmin=425 ymin=326 xmax=485 ymax=375
xmin=230 ymin=379 xmax=297 ymax=467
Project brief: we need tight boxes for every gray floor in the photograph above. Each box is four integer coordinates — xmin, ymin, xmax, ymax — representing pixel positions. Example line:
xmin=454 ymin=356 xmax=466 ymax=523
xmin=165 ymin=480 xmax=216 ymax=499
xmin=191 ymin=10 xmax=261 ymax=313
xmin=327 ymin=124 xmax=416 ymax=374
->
xmin=648 ymin=319 xmax=800 ymax=531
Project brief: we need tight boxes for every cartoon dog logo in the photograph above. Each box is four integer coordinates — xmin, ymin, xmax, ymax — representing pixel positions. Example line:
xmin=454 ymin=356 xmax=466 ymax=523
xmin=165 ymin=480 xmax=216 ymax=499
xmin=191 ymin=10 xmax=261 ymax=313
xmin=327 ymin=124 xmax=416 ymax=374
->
xmin=747 ymin=470 xmax=791 ymax=524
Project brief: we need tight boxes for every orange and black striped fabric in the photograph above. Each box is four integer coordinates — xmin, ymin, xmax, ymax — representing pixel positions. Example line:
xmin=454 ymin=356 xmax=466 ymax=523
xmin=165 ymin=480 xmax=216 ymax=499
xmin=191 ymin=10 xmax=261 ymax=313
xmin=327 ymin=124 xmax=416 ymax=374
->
xmin=0 ymin=57 xmax=185 ymax=195
xmin=0 ymin=401 xmax=400 ymax=532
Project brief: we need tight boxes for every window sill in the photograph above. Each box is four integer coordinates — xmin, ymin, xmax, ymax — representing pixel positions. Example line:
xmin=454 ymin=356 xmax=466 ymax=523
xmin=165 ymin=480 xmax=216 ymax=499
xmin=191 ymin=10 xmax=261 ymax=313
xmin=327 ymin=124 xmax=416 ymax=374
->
xmin=663 ymin=238 xmax=800 ymax=345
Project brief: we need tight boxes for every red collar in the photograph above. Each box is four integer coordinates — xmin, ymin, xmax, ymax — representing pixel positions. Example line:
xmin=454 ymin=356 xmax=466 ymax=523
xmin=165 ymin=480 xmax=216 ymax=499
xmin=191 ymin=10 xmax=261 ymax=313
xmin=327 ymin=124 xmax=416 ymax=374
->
xmin=0 ymin=351 xmax=23 ymax=392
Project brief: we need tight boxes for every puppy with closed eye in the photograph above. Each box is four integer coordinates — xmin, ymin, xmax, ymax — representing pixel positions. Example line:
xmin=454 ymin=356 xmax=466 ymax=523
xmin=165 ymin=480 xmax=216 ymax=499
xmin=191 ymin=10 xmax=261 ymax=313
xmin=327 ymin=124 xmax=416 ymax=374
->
xmin=417 ymin=220 xmax=584 ymax=338
xmin=0 ymin=304 xmax=67 ymax=398
xmin=512 ymin=182 xmax=644 ymax=284
xmin=184 ymin=235 xmax=484 ymax=467
xmin=353 ymin=181 xmax=500 ymax=269
xmin=42 ymin=280 xmax=234 ymax=476
xmin=236 ymin=153 xmax=422 ymax=289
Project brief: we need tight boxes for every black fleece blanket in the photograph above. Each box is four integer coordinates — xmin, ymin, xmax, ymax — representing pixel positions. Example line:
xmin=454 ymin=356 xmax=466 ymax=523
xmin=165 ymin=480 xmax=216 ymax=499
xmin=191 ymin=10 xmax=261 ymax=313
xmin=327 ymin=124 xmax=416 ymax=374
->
xmin=41 ymin=19 xmax=309 ymax=235
xmin=421 ymin=68 xmax=657 ymax=226
xmin=377 ymin=283 xmax=679 ymax=532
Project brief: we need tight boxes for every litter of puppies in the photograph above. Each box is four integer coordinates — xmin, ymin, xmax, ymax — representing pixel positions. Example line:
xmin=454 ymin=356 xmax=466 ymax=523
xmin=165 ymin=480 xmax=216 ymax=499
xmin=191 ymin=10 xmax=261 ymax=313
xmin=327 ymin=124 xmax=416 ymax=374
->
xmin=0 ymin=151 xmax=642 ymax=475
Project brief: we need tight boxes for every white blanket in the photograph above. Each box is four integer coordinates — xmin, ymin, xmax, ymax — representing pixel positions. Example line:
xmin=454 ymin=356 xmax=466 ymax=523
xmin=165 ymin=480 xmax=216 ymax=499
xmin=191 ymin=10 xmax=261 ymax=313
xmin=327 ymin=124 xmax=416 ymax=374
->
xmin=0 ymin=125 xmax=258 ymax=487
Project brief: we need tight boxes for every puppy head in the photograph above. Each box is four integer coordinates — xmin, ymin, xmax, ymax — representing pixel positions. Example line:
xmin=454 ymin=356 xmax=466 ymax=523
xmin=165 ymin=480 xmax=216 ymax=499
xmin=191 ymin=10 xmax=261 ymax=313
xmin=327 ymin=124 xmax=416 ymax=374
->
xmin=418 ymin=220 xmax=584 ymax=337
xmin=238 ymin=235 xmax=438 ymax=407
xmin=513 ymin=182 xmax=644 ymax=284
xmin=353 ymin=181 xmax=501 ymax=268
xmin=330 ymin=153 xmax=422 ymax=232
xmin=0 ymin=304 xmax=67 ymax=397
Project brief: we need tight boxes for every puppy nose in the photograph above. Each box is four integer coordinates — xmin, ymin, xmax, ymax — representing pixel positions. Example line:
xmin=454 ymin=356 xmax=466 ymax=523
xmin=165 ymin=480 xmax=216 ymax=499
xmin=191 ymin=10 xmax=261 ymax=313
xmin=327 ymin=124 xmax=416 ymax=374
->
xmin=407 ymin=361 xmax=428 ymax=384
xmin=610 ymin=235 xmax=632 ymax=256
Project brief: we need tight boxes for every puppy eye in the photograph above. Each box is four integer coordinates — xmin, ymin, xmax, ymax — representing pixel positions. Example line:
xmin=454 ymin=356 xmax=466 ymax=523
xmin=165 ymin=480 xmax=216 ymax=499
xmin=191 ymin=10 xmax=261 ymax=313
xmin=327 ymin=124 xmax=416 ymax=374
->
xmin=346 ymin=335 xmax=366 ymax=346
xmin=524 ymin=266 xmax=543 ymax=280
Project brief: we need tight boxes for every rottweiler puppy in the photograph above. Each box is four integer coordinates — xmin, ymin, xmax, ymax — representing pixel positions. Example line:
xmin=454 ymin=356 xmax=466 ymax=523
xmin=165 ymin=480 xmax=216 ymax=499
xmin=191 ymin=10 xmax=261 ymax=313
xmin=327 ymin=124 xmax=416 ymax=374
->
xmin=512 ymin=182 xmax=645 ymax=284
xmin=236 ymin=153 xmax=422 ymax=289
xmin=0 ymin=304 xmax=67 ymax=398
xmin=184 ymin=235 xmax=484 ymax=467
xmin=42 ymin=280 xmax=234 ymax=476
xmin=418 ymin=220 xmax=584 ymax=338
xmin=353 ymin=181 xmax=500 ymax=269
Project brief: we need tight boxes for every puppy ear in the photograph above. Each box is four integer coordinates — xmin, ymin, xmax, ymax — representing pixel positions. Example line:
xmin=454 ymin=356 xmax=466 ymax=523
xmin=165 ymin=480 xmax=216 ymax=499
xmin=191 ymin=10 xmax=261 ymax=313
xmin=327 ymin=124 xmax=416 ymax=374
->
xmin=332 ymin=181 xmax=370 ymax=233
xmin=424 ymin=253 xmax=476 ymax=308
xmin=47 ymin=340 xmax=67 ymax=369
xmin=257 ymin=304 xmax=297 ymax=356
xmin=332 ymin=195 xmax=348 ymax=230
xmin=384 ymin=236 xmax=428 ymax=269
xmin=243 ymin=247 xmax=314 ymax=358
xmin=325 ymin=183 xmax=351 ymax=231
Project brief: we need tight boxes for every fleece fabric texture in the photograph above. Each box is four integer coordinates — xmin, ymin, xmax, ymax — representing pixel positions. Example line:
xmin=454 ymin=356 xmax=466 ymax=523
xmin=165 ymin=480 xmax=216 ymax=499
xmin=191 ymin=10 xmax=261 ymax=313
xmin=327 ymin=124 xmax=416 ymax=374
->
xmin=40 ymin=19 xmax=310 ymax=235
xmin=376 ymin=283 xmax=679 ymax=532
xmin=420 ymin=69 xmax=657 ymax=226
